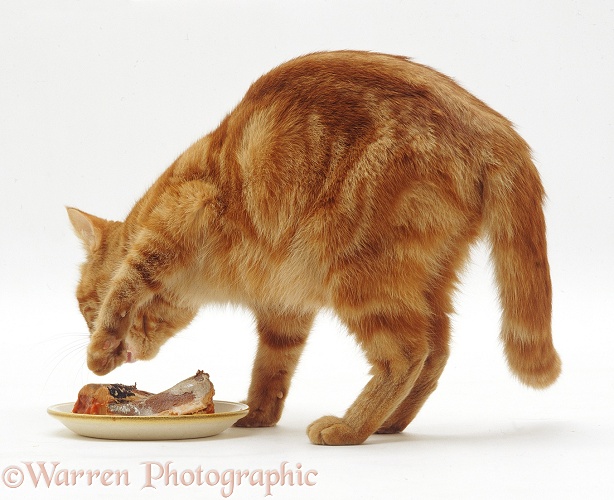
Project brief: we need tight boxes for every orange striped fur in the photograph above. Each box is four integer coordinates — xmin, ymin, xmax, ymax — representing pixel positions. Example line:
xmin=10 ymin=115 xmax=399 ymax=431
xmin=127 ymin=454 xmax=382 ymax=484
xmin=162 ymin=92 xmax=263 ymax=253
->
xmin=68 ymin=51 xmax=560 ymax=445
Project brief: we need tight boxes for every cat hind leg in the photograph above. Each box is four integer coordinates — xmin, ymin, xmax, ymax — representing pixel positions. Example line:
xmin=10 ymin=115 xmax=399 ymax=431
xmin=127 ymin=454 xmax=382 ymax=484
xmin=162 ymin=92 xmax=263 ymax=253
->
xmin=307 ymin=309 xmax=431 ymax=445
xmin=375 ymin=344 xmax=449 ymax=434
xmin=376 ymin=305 xmax=451 ymax=434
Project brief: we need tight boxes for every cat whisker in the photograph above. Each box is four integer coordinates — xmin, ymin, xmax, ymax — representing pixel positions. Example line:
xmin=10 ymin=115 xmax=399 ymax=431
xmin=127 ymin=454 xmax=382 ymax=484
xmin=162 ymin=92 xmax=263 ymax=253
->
xmin=38 ymin=332 xmax=91 ymax=397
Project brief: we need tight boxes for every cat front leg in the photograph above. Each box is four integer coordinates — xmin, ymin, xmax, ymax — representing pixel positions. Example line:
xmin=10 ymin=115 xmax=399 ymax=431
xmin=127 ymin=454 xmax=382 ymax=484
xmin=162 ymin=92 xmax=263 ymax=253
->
xmin=87 ymin=300 xmax=134 ymax=375
xmin=87 ymin=250 xmax=162 ymax=375
xmin=235 ymin=309 xmax=314 ymax=428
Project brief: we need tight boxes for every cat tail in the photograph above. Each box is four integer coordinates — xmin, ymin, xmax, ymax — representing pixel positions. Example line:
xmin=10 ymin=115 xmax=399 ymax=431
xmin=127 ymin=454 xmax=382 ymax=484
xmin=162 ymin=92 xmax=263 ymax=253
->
xmin=483 ymin=141 xmax=561 ymax=388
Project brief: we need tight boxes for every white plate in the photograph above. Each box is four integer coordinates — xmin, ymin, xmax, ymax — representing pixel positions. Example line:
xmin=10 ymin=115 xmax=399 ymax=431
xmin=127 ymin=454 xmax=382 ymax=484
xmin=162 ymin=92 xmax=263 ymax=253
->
xmin=48 ymin=401 xmax=249 ymax=440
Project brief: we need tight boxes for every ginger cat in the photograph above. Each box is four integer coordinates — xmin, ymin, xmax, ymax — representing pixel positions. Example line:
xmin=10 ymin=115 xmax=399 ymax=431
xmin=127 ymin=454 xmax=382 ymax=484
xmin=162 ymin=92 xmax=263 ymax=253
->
xmin=68 ymin=51 xmax=560 ymax=445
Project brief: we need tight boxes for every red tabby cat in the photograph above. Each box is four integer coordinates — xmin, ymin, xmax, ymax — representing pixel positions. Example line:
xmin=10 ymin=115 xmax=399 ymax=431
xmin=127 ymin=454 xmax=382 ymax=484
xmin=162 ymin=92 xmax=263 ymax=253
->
xmin=68 ymin=51 xmax=560 ymax=445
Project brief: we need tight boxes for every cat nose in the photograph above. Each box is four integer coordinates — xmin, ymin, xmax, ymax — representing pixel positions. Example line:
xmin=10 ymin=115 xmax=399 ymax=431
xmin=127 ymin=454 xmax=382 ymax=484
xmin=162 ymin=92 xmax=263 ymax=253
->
xmin=126 ymin=351 xmax=136 ymax=363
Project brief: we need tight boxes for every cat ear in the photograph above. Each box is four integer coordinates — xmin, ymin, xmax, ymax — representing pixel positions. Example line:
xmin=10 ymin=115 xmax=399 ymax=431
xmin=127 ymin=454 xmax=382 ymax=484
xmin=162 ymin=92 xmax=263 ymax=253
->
xmin=66 ymin=207 xmax=107 ymax=253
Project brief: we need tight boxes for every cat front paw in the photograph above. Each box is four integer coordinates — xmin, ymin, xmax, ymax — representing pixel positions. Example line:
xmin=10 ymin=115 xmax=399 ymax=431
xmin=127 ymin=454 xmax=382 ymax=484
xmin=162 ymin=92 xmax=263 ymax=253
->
xmin=307 ymin=416 xmax=366 ymax=445
xmin=234 ymin=408 xmax=279 ymax=428
xmin=86 ymin=334 xmax=126 ymax=375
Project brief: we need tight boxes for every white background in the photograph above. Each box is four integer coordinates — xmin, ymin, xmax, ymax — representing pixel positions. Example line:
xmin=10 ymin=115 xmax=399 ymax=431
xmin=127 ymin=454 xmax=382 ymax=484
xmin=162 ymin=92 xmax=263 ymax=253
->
xmin=1 ymin=0 xmax=613 ymax=498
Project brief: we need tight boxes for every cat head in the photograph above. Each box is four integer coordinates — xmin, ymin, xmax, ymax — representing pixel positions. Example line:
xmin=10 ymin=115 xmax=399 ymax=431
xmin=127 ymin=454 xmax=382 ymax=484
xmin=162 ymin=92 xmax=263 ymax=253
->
xmin=67 ymin=207 xmax=196 ymax=374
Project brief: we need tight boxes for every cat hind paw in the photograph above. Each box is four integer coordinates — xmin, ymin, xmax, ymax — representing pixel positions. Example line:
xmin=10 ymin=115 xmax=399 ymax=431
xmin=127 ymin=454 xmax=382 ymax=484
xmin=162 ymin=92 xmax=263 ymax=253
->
xmin=307 ymin=416 xmax=366 ymax=445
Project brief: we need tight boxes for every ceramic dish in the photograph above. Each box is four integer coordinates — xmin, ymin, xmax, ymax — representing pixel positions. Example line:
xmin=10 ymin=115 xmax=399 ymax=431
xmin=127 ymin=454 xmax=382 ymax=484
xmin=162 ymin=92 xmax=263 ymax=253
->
xmin=48 ymin=401 xmax=249 ymax=440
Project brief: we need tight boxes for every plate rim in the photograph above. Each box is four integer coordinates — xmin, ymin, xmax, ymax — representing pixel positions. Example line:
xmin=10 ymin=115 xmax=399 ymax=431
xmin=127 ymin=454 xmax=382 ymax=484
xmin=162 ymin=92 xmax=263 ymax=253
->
xmin=47 ymin=400 xmax=249 ymax=422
